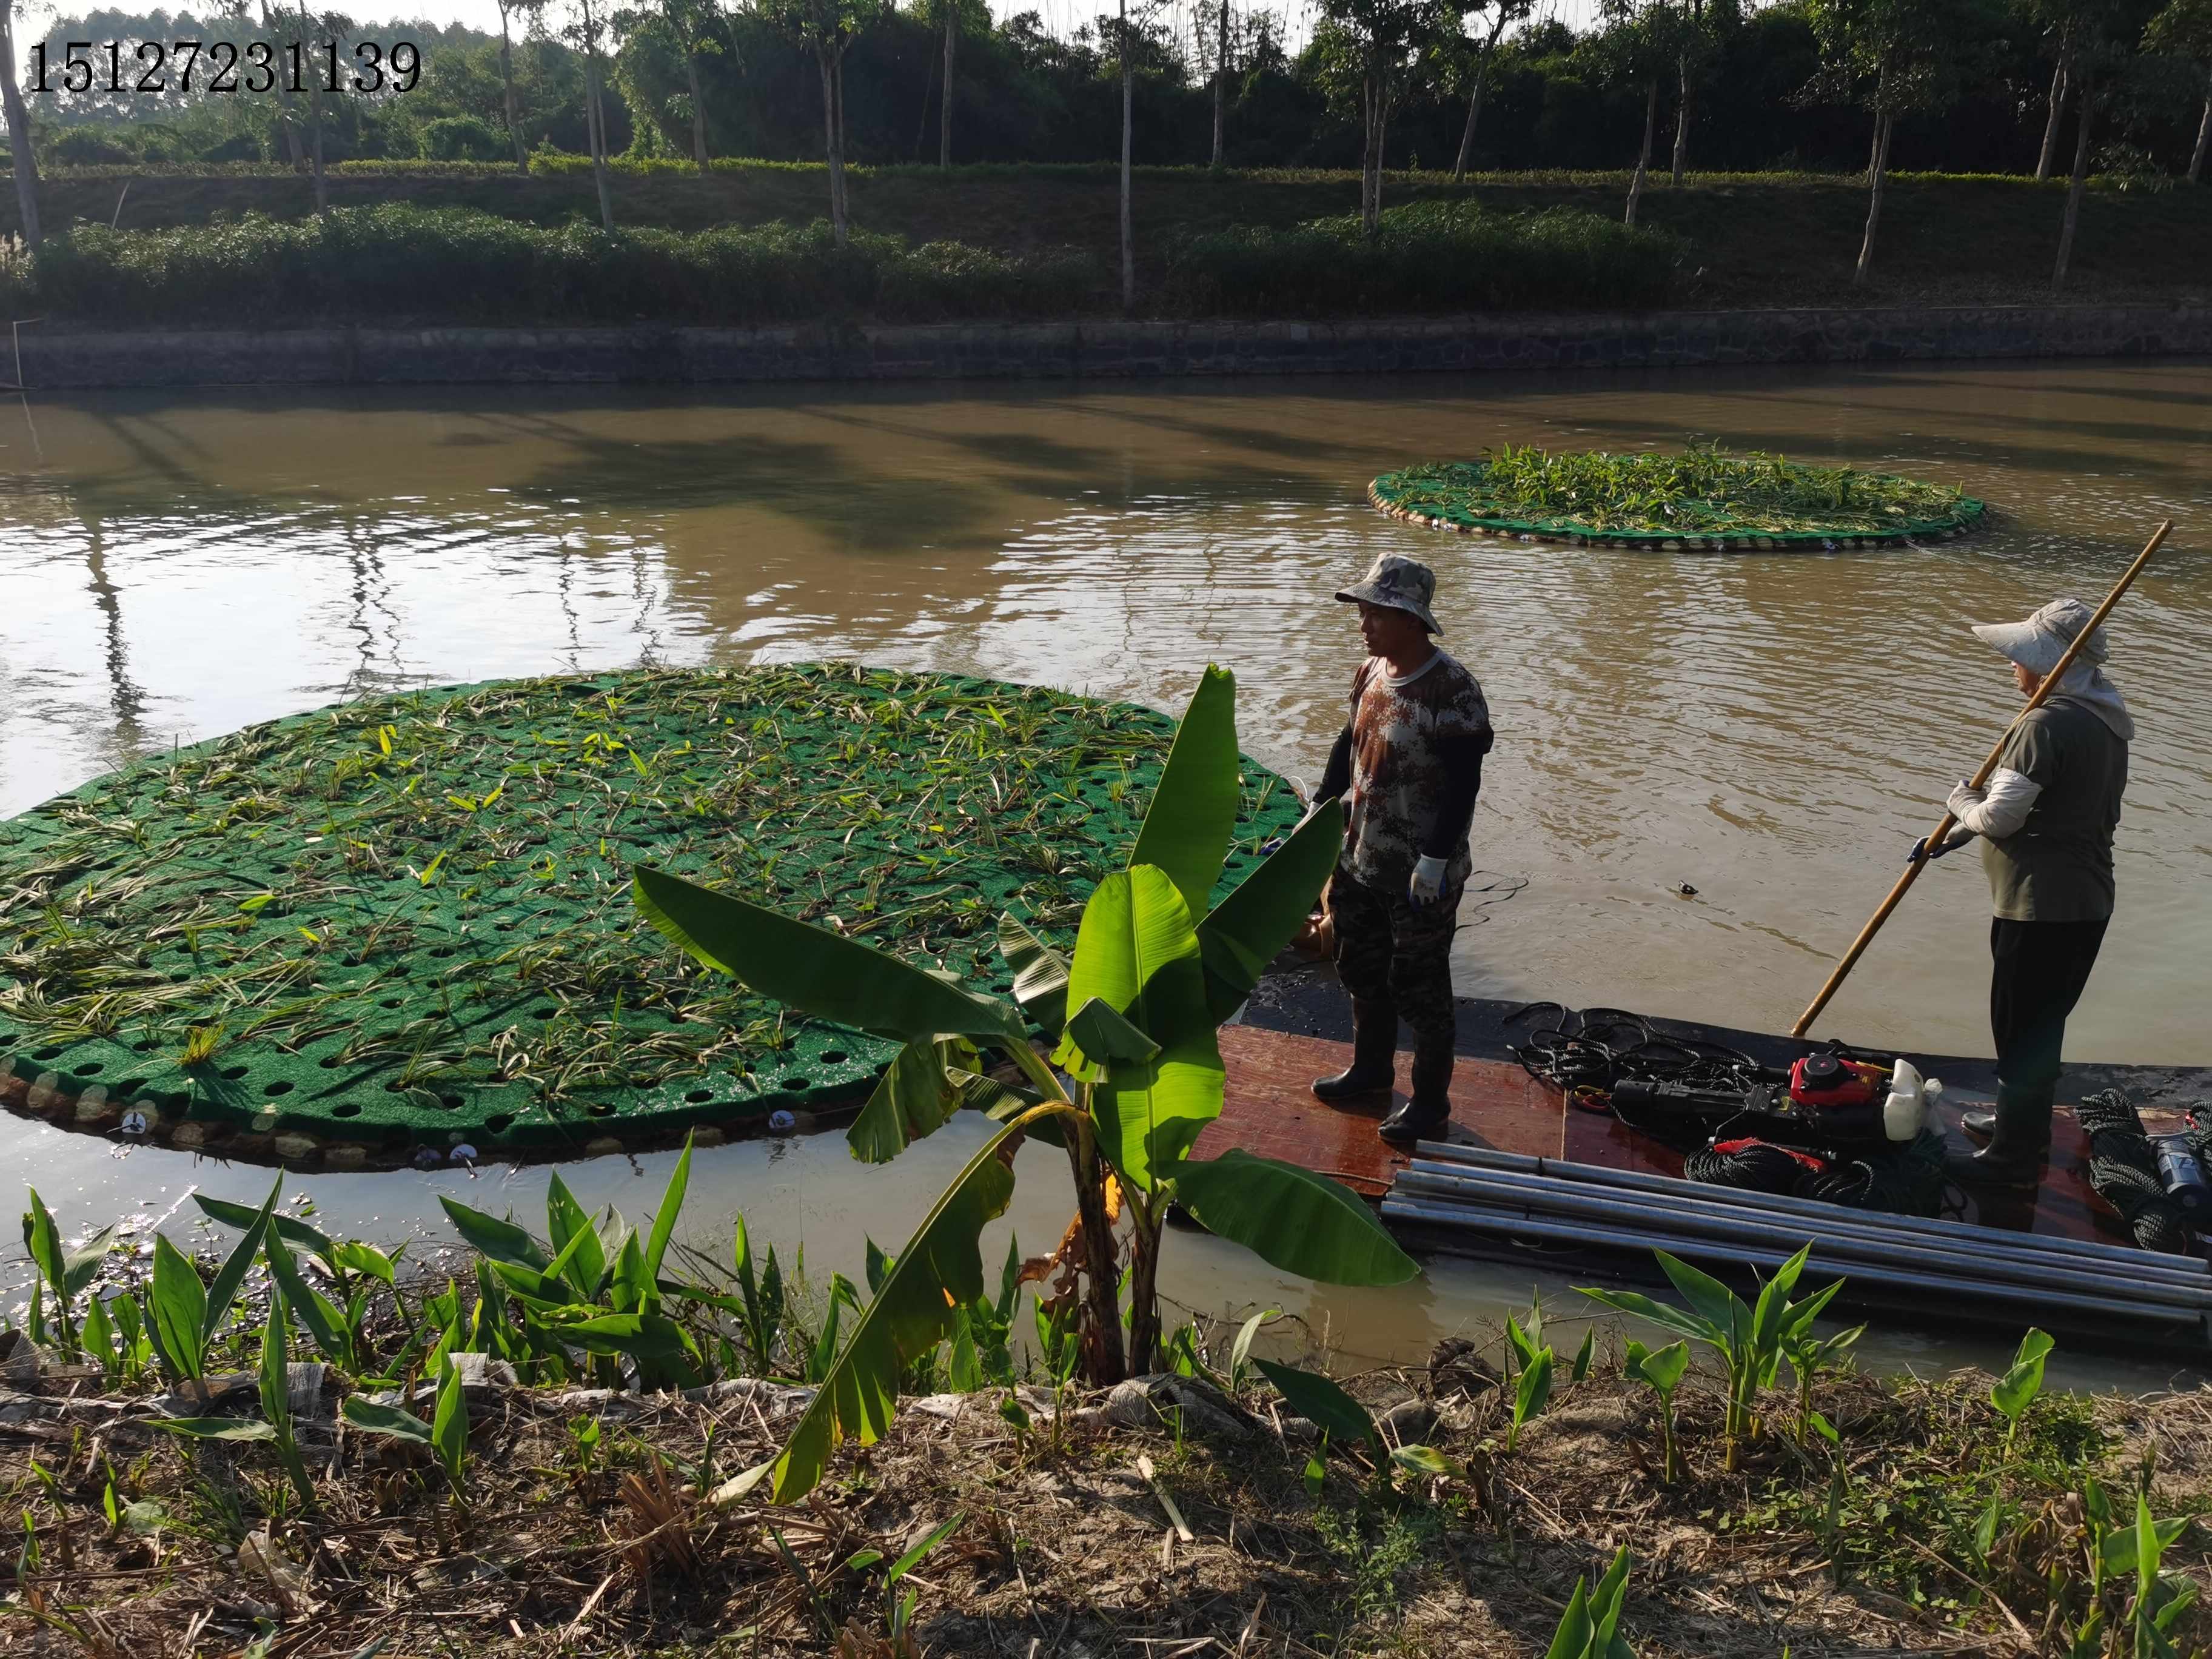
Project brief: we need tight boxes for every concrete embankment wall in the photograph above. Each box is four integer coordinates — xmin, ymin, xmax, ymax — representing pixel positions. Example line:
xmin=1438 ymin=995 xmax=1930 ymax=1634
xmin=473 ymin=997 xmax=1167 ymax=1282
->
xmin=16 ymin=304 xmax=2211 ymax=389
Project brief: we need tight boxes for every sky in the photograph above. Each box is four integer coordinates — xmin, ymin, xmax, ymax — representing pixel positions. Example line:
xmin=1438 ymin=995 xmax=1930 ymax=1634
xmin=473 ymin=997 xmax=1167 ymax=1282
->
xmin=325 ymin=0 xmax=1602 ymax=50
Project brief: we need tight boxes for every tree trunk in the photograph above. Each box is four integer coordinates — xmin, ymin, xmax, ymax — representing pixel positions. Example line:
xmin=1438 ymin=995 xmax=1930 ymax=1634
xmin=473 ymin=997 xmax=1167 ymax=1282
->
xmin=0 ymin=0 xmax=42 ymax=247
xmin=584 ymin=44 xmax=614 ymax=232
xmin=940 ymin=0 xmax=956 ymax=167
xmin=1452 ymin=76 xmax=1486 ymax=184
xmin=498 ymin=4 xmax=528 ymax=173
xmin=685 ymin=47 xmax=709 ymax=172
xmin=1126 ymin=1202 xmax=1164 ymax=1378
xmin=2036 ymin=39 xmax=2070 ymax=182
xmin=1626 ymin=78 xmax=1657 ymax=226
xmin=2191 ymin=72 xmax=2211 ymax=185
xmin=1064 ymin=1127 xmax=1126 ymax=1386
xmin=1360 ymin=67 xmax=1388 ymax=234
xmin=1119 ymin=0 xmax=1133 ymax=310
xmin=821 ymin=49 xmax=850 ymax=246
xmin=1671 ymin=54 xmax=1691 ymax=184
xmin=1855 ymin=108 xmax=1892 ymax=286
xmin=2051 ymin=80 xmax=2093 ymax=292
xmin=1210 ymin=0 xmax=1227 ymax=170
xmin=263 ymin=2 xmax=307 ymax=170
xmin=298 ymin=4 xmax=326 ymax=214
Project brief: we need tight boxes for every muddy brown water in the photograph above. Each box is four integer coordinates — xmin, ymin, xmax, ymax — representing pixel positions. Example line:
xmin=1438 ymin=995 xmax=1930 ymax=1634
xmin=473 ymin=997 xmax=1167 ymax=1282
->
xmin=2 ymin=361 xmax=2208 ymax=1386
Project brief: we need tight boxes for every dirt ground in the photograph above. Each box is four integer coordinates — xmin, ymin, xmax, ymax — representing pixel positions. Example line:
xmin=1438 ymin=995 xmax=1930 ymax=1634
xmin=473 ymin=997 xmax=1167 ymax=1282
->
xmin=6 ymin=1338 xmax=2211 ymax=1658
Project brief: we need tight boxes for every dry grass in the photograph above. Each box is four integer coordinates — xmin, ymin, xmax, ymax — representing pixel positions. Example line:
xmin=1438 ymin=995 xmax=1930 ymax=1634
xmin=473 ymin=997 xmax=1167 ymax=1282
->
xmin=7 ymin=1343 xmax=2212 ymax=1658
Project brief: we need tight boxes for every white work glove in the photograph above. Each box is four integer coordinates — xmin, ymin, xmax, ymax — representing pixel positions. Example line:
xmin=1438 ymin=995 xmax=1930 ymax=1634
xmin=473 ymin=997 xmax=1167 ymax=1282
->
xmin=1408 ymin=855 xmax=1446 ymax=908
xmin=1947 ymin=768 xmax=2042 ymax=839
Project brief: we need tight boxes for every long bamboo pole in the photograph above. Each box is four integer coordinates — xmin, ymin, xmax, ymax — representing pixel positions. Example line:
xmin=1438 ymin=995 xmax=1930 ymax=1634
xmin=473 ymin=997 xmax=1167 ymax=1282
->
xmin=1790 ymin=519 xmax=2173 ymax=1039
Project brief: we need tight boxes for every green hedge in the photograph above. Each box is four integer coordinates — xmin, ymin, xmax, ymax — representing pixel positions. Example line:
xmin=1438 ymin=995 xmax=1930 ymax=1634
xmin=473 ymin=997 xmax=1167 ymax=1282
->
xmin=1163 ymin=200 xmax=1684 ymax=316
xmin=16 ymin=204 xmax=1102 ymax=326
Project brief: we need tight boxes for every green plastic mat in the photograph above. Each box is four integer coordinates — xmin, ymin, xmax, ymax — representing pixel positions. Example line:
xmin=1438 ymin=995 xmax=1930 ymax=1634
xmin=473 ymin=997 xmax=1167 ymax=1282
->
xmin=1371 ymin=457 xmax=1988 ymax=550
xmin=0 ymin=665 xmax=1302 ymax=1167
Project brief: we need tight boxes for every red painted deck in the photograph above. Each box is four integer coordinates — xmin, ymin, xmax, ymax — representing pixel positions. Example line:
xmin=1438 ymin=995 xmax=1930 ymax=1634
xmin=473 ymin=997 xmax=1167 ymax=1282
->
xmin=1204 ymin=1023 xmax=2182 ymax=1244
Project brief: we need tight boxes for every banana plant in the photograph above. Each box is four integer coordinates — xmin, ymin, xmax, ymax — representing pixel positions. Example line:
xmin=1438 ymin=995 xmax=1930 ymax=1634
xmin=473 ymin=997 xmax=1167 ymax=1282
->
xmin=631 ymin=666 xmax=1418 ymax=1504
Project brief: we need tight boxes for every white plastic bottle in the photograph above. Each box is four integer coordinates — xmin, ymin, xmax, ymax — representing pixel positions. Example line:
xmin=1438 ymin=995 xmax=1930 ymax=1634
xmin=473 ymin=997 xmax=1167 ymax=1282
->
xmin=1883 ymin=1059 xmax=1930 ymax=1142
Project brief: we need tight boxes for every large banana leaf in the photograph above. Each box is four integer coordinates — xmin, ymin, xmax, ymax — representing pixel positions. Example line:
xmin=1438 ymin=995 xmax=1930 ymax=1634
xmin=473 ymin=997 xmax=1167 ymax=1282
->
xmin=994 ymin=915 xmax=1070 ymax=1039
xmin=1196 ymin=799 xmax=1344 ymax=1023
xmin=846 ymin=1037 xmax=968 ymax=1164
xmin=632 ymin=866 xmax=1026 ymax=1044
xmin=1128 ymin=665 xmax=1241 ymax=922
xmin=1171 ymin=1149 xmax=1418 ymax=1285
xmin=1055 ymin=866 xmax=1224 ymax=1191
xmin=771 ymin=1114 xmax=1028 ymax=1503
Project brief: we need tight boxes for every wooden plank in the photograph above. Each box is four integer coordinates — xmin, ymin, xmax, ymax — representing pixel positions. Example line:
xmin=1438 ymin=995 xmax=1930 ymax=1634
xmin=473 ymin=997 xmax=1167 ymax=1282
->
xmin=1204 ymin=1025 xmax=1559 ymax=1199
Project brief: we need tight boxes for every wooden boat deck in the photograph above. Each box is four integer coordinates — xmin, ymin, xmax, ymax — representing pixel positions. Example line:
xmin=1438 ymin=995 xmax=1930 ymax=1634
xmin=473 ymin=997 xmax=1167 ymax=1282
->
xmin=1201 ymin=1022 xmax=2188 ymax=1246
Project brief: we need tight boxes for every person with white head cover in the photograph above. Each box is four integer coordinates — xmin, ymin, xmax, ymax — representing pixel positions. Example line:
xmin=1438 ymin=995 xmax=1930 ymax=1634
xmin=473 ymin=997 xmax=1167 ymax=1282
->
xmin=1912 ymin=597 xmax=2133 ymax=1191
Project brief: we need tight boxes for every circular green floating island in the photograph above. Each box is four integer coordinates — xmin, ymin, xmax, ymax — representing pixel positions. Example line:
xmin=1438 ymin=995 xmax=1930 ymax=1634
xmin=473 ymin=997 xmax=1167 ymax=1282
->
xmin=0 ymin=665 xmax=1302 ymax=1168
xmin=1370 ymin=444 xmax=1988 ymax=549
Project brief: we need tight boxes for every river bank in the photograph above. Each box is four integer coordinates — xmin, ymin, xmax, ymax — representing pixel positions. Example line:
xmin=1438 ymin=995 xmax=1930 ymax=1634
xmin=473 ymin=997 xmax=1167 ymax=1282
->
xmin=8 ymin=165 xmax=2211 ymax=313
xmin=14 ymin=302 xmax=2212 ymax=389
xmin=4 ymin=1323 xmax=2208 ymax=1657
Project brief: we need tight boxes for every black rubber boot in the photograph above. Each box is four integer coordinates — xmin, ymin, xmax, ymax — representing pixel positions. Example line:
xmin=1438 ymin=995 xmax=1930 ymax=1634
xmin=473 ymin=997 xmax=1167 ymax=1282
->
xmin=1946 ymin=1084 xmax=2052 ymax=1191
xmin=1379 ymin=1037 xmax=1454 ymax=1146
xmin=1313 ymin=1000 xmax=1398 ymax=1104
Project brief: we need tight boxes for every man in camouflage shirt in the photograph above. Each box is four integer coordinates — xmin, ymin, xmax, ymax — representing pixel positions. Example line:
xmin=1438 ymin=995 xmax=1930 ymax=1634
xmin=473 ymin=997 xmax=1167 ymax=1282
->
xmin=1310 ymin=554 xmax=1494 ymax=1145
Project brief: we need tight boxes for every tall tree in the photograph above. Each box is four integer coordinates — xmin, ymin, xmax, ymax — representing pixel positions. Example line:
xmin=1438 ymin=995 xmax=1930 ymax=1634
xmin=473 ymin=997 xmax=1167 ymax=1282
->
xmin=1669 ymin=0 xmax=1724 ymax=183
xmin=1317 ymin=0 xmax=1461 ymax=234
xmin=2145 ymin=0 xmax=2212 ymax=180
xmin=253 ymin=0 xmax=307 ymax=169
xmin=568 ymin=0 xmax=617 ymax=229
xmin=1119 ymin=0 xmax=1134 ymax=305
xmin=654 ymin=0 xmax=722 ymax=171
xmin=0 ymin=0 xmax=41 ymax=247
xmin=1805 ymin=0 xmax=1983 ymax=285
xmin=495 ymin=0 xmax=542 ymax=173
xmin=1210 ymin=0 xmax=1230 ymax=169
xmin=1589 ymin=0 xmax=1688 ymax=227
xmin=940 ymin=0 xmax=956 ymax=167
xmin=2042 ymin=0 xmax=2131 ymax=289
xmin=1438 ymin=0 xmax=1533 ymax=183
xmin=762 ymin=0 xmax=877 ymax=245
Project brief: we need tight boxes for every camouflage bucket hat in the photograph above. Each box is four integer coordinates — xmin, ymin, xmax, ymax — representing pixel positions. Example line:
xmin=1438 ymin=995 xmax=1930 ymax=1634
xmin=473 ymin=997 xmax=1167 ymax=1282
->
xmin=1335 ymin=553 xmax=1441 ymax=634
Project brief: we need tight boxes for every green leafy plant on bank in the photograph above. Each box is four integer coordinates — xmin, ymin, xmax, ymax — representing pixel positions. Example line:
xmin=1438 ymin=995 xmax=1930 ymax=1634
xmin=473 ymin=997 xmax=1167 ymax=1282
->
xmin=1623 ymin=1338 xmax=1689 ymax=1483
xmin=1994 ymin=1327 xmax=2056 ymax=1458
xmin=19 ymin=1190 xmax=118 ymax=1361
xmin=1580 ymin=1244 xmax=1840 ymax=1472
xmin=1544 ymin=1545 xmax=1639 ymax=1657
xmin=437 ymin=1137 xmax=711 ymax=1389
xmin=631 ymin=666 xmax=1419 ymax=1504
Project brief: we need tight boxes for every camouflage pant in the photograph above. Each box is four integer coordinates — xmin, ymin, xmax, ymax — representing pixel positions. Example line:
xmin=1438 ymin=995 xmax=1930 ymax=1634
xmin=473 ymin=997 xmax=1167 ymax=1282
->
xmin=1330 ymin=872 xmax=1460 ymax=1048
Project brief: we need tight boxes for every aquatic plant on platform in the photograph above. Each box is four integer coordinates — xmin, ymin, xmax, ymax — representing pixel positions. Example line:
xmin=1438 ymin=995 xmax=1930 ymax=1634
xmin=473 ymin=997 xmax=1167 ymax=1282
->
xmin=0 ymin=665 xmax=1302 ymax=1166
xmin=1370 ymin=444 xmax=1987 ymax=549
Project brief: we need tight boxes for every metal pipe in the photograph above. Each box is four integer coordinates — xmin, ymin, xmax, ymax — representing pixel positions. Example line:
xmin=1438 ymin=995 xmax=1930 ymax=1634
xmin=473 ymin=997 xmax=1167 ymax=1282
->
xmin=1396 ymin=1164 xmax=2212 ymax=1296
xmin=1393 ymin=1170 xmax=2212 ymax=1312
xmin=1393 ymin=1167 xmax=2212 ymax=1310
xmin=1381 ymin=1196 xmax=2207 ymax=1333
xmin=1411 ymin=1141 xmax=2205 ymax=1276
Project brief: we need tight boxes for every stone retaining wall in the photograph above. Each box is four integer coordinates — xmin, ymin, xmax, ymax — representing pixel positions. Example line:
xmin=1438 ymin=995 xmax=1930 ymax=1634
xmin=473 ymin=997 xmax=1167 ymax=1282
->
xmin=16 ymin=303 xmax=2211 ymax=389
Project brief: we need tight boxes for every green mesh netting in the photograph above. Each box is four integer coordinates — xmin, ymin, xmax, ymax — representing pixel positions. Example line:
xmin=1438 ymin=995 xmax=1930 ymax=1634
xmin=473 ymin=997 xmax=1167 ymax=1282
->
xmin=1370 ymin=457 xmax=1988 ymax=550
xmin=0 ymin=665 xmax=1302 ymax=1167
